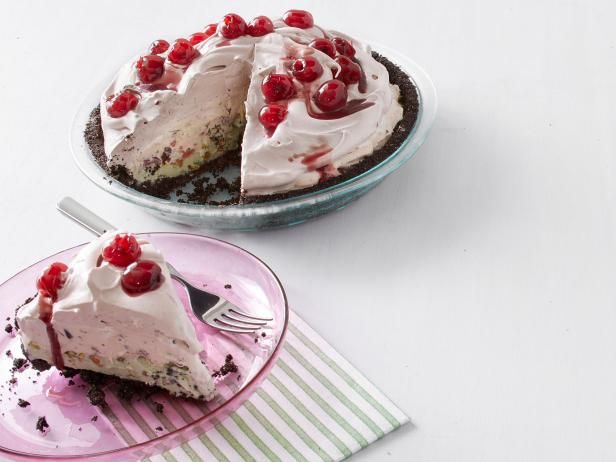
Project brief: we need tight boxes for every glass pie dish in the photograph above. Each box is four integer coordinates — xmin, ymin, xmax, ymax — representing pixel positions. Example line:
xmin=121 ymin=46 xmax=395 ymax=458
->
xmin=70 ymin=43 xmax=437 ymax=231
xmin=0 ymin=233 xmax=288 ymax=460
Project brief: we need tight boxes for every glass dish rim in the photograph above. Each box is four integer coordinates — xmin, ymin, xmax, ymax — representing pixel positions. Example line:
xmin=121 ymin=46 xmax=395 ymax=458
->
xmin=70 ymin=41 xmax=438 ymax=220
xmin=0 ymin=231 xmax=289 ymax=460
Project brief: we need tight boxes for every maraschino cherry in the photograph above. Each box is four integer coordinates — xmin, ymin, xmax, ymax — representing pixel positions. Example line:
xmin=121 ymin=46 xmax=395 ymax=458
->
xmin=168 ymin=39 xmax=199 ymax=65
xmin=189 ymin=32 xmax=208 ymax=45
xmin=218 ymin=13 xmax=246 ymax=39
xmin=247 ymin=16 xmax=274 ymax=36
xmin=102 ymin=234 xmax=141 ymax=267
xmin=282 ymin=10 xmax=314 ymax=29
xmin=314 ymin=79 xmax=348 ymax=112
xmin=121 ymin=261 xmax=163 ymax=296
xmin=107 ymin=90 xmax=139 ymax=118
xmin=259 ymin=104 xmax=287 ymax=132
xmin=332 ymin=37 xmax=355 ymax=57
xmin=203 ymin=24 xmax=218 ymax=38
xmin=261 ymin=74 xmax=295 ymax=102
xmin=149 ymin=39 xmax=169 ymax=55
xmin=309 ymin=38 xmax=336 ymax=58
xmin=334 ymin=55 xmax=361 ymax=84
xmin=37 ymin=262 xmax=68 ymax=301
xmin=136 ymin=55 xmax=165 ymax=83
xmin=292 ymin=56 xmax=323 ymax=82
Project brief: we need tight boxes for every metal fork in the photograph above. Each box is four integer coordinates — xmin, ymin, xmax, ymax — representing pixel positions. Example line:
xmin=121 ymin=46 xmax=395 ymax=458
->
xmin=56 ymin=197 xmax=272 ymax=334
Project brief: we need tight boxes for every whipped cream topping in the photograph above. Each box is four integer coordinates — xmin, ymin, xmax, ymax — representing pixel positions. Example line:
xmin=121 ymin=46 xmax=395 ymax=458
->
xmin=100 ymin=14 xmax=404 ymax=195
xmin=17 ymin=231 xmax=215 ymax=399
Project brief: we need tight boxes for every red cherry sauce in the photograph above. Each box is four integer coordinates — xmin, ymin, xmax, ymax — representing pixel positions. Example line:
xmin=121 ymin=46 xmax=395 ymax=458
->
xmin=36 ymin=263 xmax=68 ymax=370
xmin=39 ymin=295 xmax=65 ymax=370
xmin=352 ymin=57 xmax=368 ymax=93
xmin=288 ymin=145 xmax=336 ymax=180
xmin=300 ymin=146 xmax=332 ymax=170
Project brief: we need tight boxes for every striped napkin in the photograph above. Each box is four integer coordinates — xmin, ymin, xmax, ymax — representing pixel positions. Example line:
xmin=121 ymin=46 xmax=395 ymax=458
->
xmin=145 ymin=314 xmax=408 ymax=461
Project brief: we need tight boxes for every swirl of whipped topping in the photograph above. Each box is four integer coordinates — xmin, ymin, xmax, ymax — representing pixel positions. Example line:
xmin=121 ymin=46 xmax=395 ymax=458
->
xmin=100 ymin=14 xmax=404 ymax=195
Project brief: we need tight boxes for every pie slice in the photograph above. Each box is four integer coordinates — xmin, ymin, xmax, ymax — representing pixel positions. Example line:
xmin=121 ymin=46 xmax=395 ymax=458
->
xmin=16 ymin=232 xmax=216 ymax=401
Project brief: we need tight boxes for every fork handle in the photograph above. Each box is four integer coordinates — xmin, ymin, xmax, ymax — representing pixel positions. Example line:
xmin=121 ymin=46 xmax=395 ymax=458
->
xmin=57 ymin=197 xmax=117 ymax=237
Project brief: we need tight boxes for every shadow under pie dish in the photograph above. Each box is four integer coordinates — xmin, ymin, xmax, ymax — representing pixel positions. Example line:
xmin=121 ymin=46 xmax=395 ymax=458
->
xmin=72 ymin=10 xmax=437 ymax=230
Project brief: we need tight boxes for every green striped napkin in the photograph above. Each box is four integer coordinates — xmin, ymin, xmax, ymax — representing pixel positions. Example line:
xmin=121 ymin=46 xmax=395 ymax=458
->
xmin=148 ymin=314 xmax=408 ymax=461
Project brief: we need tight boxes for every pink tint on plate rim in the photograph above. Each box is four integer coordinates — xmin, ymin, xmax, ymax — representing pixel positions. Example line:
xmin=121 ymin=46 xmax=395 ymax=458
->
xmin=0 ymin=233 xmax=289 ymax=460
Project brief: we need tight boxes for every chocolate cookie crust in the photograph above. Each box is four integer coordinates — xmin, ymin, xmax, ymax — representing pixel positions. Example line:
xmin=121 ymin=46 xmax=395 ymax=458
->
xmin=84 ymin=52 xmax=420 ymax=205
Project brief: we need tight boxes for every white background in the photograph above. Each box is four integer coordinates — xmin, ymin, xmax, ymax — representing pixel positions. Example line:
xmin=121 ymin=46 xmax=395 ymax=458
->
xmin=2 ymin=1 xmax=616 ymax=460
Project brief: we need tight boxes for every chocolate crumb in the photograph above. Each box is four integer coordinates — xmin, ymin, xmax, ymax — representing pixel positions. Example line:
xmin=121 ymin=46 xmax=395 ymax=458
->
xmin=30 ymin=359 xmax=51 ymax=372
xmin=64 ymin=329 xmax=73 ymax=339
xmin=224 ymin=284 xmax=232 ymax=289
xmin=5 ymin=350 xmax=11 ymax=357
xmin=155 ymin=426 xmax=163 ymax=432
xmin=68 ymin=380 xmax=75 ymax=386
xmin=17 ymin=398 xmax=30 ymax=408
xmin=62 ymin=368 xmax=79 ymax=378
xmin=9 ymin=378 xmax=17 ymax=385
xmin=261 ymin=332 xmax=266 ymax=337
xmin=212 ymin=354 xmax=238 ymax=378
xmin=117 ymin=379 xmax=147 ymax=401
xmin=4 ymin=324 xmax=13 ymax=334
xmin=79 ymin=369 xmax=108 ymax=384
xmin=12 ymin=358 xmax=27 ymax=371
xmin=87 ymin=385 xmax=106 ymax=407
xmin=36 ymin=416 xmax=49 ymax=433
xmin=153 ymin=401 xmax=164 ymax=413
xmin=91 ymin=416 xmax=98 ymax=422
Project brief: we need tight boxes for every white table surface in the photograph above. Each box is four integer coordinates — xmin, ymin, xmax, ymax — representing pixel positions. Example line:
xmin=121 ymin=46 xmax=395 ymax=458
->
xmin=2 ymin=1 xmax=616 ymax=460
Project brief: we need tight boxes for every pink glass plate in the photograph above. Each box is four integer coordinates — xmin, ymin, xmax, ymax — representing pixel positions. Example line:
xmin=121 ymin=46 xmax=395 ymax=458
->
xmin=0 ymin=233 xmax=288 ymax=461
